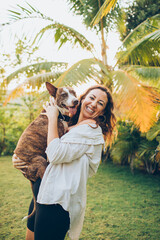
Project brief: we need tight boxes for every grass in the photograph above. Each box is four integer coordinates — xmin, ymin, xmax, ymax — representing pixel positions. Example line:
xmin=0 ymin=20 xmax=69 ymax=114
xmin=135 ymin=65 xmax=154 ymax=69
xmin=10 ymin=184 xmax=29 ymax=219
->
xmin=0 ymin=156 xmax=160 ymax=240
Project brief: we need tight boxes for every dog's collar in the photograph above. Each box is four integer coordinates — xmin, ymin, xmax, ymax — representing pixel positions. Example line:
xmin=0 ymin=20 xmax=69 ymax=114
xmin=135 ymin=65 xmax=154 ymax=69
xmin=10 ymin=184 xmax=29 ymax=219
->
xmin=58 ymin=111 xmax=70 ymax=122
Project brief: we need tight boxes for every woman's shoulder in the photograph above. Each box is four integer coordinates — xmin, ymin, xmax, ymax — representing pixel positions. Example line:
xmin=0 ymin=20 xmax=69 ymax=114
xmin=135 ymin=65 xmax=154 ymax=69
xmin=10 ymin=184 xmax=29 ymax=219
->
xmin=68 ymin=119 xmax=96 ymax=131
xmin=62 ymin=121 xmax=104 ymax=145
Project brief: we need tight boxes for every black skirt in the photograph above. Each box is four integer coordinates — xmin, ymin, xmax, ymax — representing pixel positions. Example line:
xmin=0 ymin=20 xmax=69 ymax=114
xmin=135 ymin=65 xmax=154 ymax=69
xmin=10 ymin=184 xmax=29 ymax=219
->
xmin=34 ymin=203 xmax=70 ymax=240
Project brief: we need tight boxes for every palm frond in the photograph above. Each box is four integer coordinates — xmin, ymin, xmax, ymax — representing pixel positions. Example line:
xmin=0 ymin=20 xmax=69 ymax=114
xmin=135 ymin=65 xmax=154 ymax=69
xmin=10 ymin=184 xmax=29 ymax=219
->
xmin=3 ymin=87 xmax=25 ymax=106
xmin=3 ymin=72 xmax=61 ymax=106
xmin=110 ymin=122 xmax=140 ymax=165
xmin=121 ymin=65 xmax=160 ymax=87
xmin=112 ymin=70 xmax=160 ymax=132
xmin=110 ymin=140 xmax=131 ymax=164
xmin=114 ymin=8 xmax=127 ymax=40
xmin=146 ymin=120 xmax=160 ymax=141
xmin=116 ymin=29 xmax=160 ymax=66
xmin=91 ymin=0 xmax=117 ymax=26
xmin=4 ymin=2 xmax=54 ymax=26
xmin=33 ymin=23 xmax=94 ymax=51
xmin=4 ymin=3 xmax=94 ymax=52
xmin=53 ymin=58 xmax=111 ymax=88
xmin=137 ymin=139 xmax=158 ymax=158
xmin=121 ymin=14 xmax=160 ymax=48
xmin=5 ymin=62 xmax=68 ymax=83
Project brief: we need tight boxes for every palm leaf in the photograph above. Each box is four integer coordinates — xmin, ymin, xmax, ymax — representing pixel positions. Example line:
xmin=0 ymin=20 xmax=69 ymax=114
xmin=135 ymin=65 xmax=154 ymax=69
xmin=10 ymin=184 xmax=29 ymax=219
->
xmin=5 ymin=3 xmax=94 ymax=52
xmin=3 ymin=87 xmax=25 ymax=106
xmin=116 ymin=29 xmax=160 ymax=66
xmin=137 ymin=139 xmax=158 ymax=158
xmin=33 ymin=23 xmax=94 ymax=51
xmin=121 ymin=65 xmax=160 ymax=87
xmin=121 ymin=14 xmax=160 ymax=48
xmin=112 ymin=70 xmax=160 ymax=132
xmin=114 ymin=8 xmax=127 ymax=40
xmin=53 ymin=58 xmax=111 ymax=88
xmin=5 ymin=2 xmax=54 ymax=25
xmin=5 ymin=62 xmax=68 ymax=83
xmin=3 ymin=72 xmax=61 ymax=106
xmin=146 ymin=120 xmax=160 ymax=141
xmin=91 ymin=0 xmax=117 ymax=26
xmin=110 ymin=140 xmax=131 ymax=164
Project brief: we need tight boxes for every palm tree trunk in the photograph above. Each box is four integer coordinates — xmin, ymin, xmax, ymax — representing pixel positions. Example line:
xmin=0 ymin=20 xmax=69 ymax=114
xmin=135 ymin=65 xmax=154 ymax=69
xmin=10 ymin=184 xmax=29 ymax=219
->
xmin=98 ymin=0 xmax=107 ymax=66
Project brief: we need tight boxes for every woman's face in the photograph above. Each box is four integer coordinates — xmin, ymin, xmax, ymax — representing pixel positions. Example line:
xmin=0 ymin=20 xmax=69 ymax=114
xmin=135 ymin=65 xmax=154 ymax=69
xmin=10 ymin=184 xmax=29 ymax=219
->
xmin=80 ymin=89 xmax=108 ymax=120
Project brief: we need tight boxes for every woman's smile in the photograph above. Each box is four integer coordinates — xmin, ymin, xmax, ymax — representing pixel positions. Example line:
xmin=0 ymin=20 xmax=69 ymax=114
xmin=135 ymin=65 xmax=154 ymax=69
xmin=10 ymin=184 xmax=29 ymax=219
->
xmin=85 ymin=105 xmax=95 ymax=114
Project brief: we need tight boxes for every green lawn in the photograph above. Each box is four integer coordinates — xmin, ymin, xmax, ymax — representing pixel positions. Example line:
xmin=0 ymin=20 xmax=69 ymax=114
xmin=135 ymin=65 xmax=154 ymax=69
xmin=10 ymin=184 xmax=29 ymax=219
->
xmin=0 ymin=156 xmax=160 ymax=240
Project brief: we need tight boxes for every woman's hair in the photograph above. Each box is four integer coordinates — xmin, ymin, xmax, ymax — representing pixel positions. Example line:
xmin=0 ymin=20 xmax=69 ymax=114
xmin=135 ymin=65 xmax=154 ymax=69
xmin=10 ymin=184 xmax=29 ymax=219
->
xmin=69 ymin=84 xmax=116 ymax=143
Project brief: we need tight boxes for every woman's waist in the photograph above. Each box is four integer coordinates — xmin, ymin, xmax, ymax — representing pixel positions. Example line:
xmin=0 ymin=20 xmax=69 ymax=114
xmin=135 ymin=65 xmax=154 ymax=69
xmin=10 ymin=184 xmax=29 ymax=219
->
xmin=37 ymin=187 xmax=86 ymax=210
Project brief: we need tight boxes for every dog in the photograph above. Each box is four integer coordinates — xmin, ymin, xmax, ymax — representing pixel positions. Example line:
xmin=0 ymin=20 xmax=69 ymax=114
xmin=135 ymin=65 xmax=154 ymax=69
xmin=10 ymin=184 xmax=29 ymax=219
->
xmin=13 ymin=82 xmax=78 ymax=219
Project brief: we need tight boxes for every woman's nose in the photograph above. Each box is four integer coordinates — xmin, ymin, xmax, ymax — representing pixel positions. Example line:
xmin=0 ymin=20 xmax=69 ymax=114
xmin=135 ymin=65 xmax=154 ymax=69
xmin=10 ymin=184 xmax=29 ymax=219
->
xmin=91 ymin=100 xmax=97 ymax=108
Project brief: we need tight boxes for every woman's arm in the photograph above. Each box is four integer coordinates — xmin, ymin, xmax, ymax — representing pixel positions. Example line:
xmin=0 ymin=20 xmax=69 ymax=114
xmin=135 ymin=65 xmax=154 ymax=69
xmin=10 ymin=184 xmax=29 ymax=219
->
xmin=47 ymin=114 xmax=59 ymax=145
xmin=42 ymin=98 xmax=59 ymax=145
xmin=46 ymin=138 xmax=94 ymax=164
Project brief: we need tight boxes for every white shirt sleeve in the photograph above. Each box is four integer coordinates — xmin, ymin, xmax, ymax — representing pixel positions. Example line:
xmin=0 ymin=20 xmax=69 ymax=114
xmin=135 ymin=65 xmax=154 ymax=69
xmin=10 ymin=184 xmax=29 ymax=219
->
xmin=46 ymin=138 xmax=93 ymax=165
xmin=88 ymin=145 xmax=102 ymax=177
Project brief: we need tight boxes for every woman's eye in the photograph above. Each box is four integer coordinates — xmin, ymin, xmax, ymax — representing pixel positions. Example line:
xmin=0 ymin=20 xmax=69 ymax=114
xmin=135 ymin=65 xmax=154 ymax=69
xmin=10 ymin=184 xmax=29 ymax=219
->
xmin=99 ymin=102 xmax=103 ymax=106
xmin=90 ymin=96 xmax=94 ymax=100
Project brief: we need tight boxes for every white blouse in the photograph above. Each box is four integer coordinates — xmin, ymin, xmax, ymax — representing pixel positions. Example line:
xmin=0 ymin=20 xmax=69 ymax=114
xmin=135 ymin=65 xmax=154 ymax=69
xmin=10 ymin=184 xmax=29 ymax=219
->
xmin=37 ymin=124 xmax=104 ymax=240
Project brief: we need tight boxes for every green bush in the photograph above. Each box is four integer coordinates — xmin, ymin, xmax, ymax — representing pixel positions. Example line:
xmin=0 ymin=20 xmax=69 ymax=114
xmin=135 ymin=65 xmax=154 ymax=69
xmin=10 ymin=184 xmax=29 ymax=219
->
xmin=110 ymin=120 xmax=160 ymax=174
xmin=0 ymin=104 xmax=36 ymax=156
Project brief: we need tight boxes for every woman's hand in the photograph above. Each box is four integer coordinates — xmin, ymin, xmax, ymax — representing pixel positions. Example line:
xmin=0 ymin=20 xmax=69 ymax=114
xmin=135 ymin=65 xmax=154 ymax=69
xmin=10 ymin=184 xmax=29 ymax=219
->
xmin=12 ymin=154 xmax=28 ymax=174
xmin=41 ymin=97 xmax=59 ymax=120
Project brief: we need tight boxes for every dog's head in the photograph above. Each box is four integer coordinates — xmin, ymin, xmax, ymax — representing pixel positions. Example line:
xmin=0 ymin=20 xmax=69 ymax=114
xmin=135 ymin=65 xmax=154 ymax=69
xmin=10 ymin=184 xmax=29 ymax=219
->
xmin=46 ymin=82 xmax=78 ymax=116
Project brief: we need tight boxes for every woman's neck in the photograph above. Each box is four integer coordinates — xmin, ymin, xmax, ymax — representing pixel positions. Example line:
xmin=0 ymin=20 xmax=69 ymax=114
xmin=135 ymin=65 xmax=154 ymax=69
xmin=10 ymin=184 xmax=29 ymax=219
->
xmin=77 ymin=118 xmax=96 ymax=125
xmin=68 ymin=119 xmax=96 ymax=131
xmin=77 ymin=112 xmax=93 ymax=124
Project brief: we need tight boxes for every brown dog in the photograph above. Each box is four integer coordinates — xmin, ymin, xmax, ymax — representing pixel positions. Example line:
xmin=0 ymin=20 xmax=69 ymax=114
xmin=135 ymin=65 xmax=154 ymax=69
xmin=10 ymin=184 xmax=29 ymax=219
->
xmin=14 ymin=82 xmax=78 ymax=218
xmin=14 ymin=82 xmax=78 ymax=182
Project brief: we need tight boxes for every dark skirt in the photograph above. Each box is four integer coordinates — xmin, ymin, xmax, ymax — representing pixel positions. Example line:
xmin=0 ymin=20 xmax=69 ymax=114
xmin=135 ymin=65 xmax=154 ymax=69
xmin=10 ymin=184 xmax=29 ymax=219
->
xmin=34 ymin=203 xmax=70 ymax=240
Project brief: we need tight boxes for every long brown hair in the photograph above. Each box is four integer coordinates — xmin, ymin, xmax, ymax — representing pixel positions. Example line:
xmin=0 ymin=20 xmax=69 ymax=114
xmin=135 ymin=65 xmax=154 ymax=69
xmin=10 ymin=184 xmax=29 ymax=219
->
xmin=69 ymin=85 xmax=116 ymax=142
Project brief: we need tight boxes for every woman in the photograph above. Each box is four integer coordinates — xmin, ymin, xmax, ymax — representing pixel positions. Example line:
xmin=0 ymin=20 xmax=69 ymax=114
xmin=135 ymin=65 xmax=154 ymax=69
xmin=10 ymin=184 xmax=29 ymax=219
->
xmin=13 ymin=85 xmax=116 ymax=240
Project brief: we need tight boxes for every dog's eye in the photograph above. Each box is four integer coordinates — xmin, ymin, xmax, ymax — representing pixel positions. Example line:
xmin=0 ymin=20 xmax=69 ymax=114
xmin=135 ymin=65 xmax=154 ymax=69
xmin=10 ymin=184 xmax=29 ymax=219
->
xmin=70 ymin=90 xmax=76 ymax=97
xmin=62 ymin=92 xmax=68 ymax=97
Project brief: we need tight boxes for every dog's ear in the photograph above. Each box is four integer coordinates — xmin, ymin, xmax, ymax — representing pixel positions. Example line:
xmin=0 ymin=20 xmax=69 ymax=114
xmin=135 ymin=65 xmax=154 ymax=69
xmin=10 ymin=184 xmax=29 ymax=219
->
xmin=46 ymin=82 xmax=57 ymax=97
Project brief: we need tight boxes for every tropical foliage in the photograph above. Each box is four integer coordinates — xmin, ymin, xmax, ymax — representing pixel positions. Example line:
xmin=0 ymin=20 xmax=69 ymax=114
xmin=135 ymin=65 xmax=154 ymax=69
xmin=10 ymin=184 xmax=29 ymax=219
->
xmin=122 ymin=0 xmax=160 ymax=40
xmin=0 ymin=0 xmax=160 ymax=174
xmin=0 ymin=92 xmax=46 ymax=156
xmin=0 ymin=37 xmax=68 ymax=106
xmin=1 ymin=0 xmax=160 ymax=133
xmin=0 ymin=104 xmax=30 ymax=155
xmin=110 ymin=119 xmax=160 ymax=174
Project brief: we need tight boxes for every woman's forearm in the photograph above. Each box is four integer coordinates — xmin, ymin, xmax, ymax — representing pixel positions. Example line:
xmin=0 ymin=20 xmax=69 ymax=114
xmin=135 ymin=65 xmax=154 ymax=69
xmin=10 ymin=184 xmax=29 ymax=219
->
xmin=41 ymin=98 xmax=59 ymax=145
xmin=47 ymin=117 xmax=59 ymax=145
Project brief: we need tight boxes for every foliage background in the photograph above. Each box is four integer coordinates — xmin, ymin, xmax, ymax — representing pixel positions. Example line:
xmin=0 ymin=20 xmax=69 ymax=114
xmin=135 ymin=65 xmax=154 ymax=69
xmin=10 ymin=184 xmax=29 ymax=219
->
xmin=0 ymin=0 xmax=160 ymax=174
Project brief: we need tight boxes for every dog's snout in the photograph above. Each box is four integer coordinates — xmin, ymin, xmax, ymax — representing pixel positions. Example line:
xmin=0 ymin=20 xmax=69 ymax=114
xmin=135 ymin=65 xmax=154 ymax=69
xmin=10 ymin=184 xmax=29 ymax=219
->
xmin=73 ymin=99 xmax=79 ymax=106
